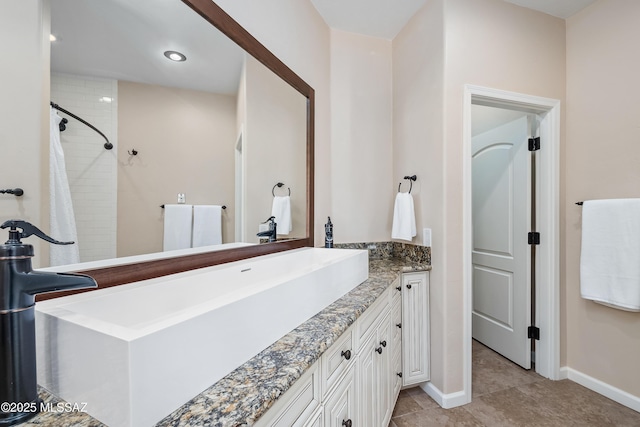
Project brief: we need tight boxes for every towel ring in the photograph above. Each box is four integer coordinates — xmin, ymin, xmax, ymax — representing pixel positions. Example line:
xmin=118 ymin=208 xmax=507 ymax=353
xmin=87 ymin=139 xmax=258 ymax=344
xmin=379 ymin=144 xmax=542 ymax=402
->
xmin=272 ymin=182 xmax=291 ymax=197
xmin=398 ymin=175 xmax=417 ymax=193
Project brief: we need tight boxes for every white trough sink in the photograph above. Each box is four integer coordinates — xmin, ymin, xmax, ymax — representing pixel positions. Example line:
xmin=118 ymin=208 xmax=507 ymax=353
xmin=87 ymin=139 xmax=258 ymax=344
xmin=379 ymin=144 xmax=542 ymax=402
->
xmin=36 ymin=247 xmax=368 ymax=427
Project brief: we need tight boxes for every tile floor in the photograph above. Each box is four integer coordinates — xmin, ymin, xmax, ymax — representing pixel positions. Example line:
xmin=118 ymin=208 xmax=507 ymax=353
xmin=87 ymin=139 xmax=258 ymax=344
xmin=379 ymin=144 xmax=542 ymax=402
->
xmin=389 ymin=340 xmax=640 ymax=426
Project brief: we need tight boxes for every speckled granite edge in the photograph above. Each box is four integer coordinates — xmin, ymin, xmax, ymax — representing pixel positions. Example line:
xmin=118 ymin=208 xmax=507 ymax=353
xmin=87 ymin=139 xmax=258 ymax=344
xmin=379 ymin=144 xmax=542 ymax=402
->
xmin=31 ymin=254 xmax=431 ymax=427
xmin=335 ymin=241 xmax=431 ymax=265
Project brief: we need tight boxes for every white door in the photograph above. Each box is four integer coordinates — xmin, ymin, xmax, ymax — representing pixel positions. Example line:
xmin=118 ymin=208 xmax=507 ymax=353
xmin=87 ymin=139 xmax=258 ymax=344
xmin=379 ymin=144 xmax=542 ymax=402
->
xmin=471 ymin=109 xmax=531 ymax=368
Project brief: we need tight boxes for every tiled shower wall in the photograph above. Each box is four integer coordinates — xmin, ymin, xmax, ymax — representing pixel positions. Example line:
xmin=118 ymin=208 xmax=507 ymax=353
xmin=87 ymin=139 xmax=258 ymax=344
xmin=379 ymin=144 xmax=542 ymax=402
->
xmin=50 ymin=73 xmax=118 ymax=263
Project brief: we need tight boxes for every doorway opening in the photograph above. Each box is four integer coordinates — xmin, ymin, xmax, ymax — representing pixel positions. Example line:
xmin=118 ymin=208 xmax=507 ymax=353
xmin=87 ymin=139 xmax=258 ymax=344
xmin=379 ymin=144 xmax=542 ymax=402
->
xmin=462 ymin=85 xmax=561 ymax=406
xmin=471 ymin=105 xmax=536 ymax=369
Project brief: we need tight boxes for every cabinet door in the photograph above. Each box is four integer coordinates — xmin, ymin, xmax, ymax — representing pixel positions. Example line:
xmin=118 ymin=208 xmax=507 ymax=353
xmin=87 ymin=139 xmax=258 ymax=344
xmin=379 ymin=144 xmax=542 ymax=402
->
xmin=378 ymin=312 xmax=393 ymax=426
xmin=402 ymin=271 xmax=430 ymax=386
xmin=324 ymin=366 xmax=357 ymax=427
xmin=303 ymin=407 xmax=323 ymax=427
xmin=358 ymin=311 xmax=393 ymax=427
xmin=358 ymin=330 xmax=377 ymax=427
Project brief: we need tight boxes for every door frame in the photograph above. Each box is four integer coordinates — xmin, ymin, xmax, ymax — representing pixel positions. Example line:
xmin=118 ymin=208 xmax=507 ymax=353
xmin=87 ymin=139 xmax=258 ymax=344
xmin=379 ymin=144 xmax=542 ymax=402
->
xmin=463 ymin=85 xmax=561 ymax=401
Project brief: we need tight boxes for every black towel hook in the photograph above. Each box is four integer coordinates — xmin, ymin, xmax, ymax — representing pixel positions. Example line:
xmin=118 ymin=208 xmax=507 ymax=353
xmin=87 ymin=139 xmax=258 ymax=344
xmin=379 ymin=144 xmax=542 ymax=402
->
xmin=272 ymin=182 xmax=291 ymax=197
xmin=398 ymin=175 xmax=417 ymax=193
xmin=0 ymin=188 xmax=24 ymax=197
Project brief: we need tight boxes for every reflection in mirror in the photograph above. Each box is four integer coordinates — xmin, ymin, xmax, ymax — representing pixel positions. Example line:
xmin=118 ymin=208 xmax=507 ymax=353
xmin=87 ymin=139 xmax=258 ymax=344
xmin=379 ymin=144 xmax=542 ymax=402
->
xmin=50 ymin=0 xmax=308 ymax=266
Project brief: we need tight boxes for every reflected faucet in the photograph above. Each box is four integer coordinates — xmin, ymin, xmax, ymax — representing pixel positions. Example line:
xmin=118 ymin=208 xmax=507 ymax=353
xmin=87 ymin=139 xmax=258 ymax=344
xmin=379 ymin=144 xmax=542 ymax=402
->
xmin=0 ymin=220 xmax=97 ymax=425
xmin=257 ymin=216 xmax=277 ymax=243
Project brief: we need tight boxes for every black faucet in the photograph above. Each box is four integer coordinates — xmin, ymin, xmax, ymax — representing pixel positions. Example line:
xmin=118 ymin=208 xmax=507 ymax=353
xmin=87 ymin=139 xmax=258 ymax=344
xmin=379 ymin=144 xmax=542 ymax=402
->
xmin=0 ymin=220 xmax=97 ymax=426
xmin=256 ymin=216 xmax=277 ymax=242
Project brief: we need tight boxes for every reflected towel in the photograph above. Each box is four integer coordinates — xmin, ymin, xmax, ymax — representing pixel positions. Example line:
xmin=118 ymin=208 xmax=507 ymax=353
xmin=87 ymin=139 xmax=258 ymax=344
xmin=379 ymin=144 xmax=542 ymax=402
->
xmin=163 ymin=204 xmax=193 ymax=251
xmin=193 ymin=205 xmax=223 ymax=247
xmin=271 ymin=196 xmax=292 ymax=235
xmin=580 ymin=198 xmax=640 ymax=311
xmin=391 ymin=192 xmax=416 ymax=241
xmin=49 ymin=107 xmax=80 ymax=266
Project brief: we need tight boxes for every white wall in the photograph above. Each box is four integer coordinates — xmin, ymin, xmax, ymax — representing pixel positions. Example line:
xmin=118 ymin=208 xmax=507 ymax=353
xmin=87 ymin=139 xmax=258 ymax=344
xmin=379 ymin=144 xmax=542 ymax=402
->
xmin=213 ymin=0 xmax=331 ymax=246
xmin=565 ymin=0 xmax=640 ymax=398
xmin=394 ymin=0 xmax=565 ymax=396
xmin=117 ymin=80 xmax=236 ymax=256
xmin=50 ymin=74 xmax=118 ymax=262
xmin=393 ymin=0 xmax=446 ymax=389
xmin=0 ymin=1 xmax=50 ymax=267
xmin=330 ymin=29 xmax=393 ymax=243
xmin=441 ymin=0 xmax=565 ymax=394
xmin=243 ymin=55 xmax=307 ymax=242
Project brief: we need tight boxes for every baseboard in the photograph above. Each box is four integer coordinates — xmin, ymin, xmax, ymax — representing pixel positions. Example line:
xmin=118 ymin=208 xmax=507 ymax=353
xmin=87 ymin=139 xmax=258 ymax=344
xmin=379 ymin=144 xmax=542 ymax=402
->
xmin=420 ymin=382 xmax=470 ymax=409
xmin=562 ymin=366 xmax=640 ymax=413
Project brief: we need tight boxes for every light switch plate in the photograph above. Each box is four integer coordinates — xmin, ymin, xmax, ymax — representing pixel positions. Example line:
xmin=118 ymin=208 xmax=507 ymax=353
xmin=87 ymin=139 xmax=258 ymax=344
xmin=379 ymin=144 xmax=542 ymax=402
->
xmin=177 ymin=193 xmax=186 ymax=204
xmin=423 ymin=228 xmax=432 ymax=246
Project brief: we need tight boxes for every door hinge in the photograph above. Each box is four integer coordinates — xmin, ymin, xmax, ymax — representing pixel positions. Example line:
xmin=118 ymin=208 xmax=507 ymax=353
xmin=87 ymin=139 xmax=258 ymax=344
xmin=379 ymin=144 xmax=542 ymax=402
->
xmin=528 ymin=232 xmax=540 ymax=245
xmin=528 ymin=326 xmax=540 ymax=340
xmin=528 ymin=137 xmax=540 ymax=151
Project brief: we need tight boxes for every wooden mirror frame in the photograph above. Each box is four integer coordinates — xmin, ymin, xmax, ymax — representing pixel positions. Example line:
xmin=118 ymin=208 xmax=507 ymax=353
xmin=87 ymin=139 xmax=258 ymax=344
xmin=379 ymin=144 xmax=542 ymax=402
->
xmin=39 ymin=0 xmax=314 ymax=300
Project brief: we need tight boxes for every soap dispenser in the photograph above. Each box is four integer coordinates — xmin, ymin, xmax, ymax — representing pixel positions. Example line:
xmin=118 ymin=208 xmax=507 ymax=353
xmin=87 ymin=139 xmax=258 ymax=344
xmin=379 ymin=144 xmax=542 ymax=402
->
xmin=0 ymin=220 xmax=97 ymax=426
xmin=325 ymin=217 xmax=333 ymax=248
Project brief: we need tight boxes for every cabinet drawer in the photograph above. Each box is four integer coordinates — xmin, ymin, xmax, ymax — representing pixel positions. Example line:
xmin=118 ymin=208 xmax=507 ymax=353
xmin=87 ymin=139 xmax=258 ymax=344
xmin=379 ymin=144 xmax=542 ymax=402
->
xmin=255 ymin=362 xmax=320 ymax=427
xmin=356 ymin=287 xmax=389 ymax=347
xmin=321 ymin=327 xmax=355 ymax=397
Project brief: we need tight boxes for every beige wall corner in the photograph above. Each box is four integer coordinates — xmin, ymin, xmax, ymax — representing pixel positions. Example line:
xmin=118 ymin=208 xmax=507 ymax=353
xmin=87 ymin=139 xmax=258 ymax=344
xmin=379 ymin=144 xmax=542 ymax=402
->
xmin=1 ymin=0 xmax=50 ymax=267
xmin=330 ymin=29 xmax=393 ymax=243
xmin=566 ymin=0 xmax=640 ymax=398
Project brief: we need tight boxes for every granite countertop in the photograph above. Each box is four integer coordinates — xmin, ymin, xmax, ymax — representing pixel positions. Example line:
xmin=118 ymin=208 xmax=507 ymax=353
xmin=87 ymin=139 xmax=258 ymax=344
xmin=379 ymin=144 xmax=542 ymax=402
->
xmin=28 ymin=247 xmax=430 ymax=427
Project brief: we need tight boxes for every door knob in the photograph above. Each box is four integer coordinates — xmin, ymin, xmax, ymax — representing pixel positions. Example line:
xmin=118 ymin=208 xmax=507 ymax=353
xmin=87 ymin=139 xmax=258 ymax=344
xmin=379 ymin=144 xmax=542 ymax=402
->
xmin=341 ymin=349 xmax=352 ymax=360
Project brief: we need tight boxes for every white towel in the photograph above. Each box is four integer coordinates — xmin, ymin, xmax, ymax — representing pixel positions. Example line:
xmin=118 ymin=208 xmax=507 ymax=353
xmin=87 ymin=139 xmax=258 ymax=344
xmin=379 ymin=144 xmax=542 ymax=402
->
xmin=271 ymin=196 xmax=292 ymax=235
xmin=391 ymin=192 xmax=416 ymax=242
xmin=193 ymin=205 xmax=222 ymax=247
xmin=580 ymin=198 xmax=640 ymax=312
xmin=163 ymin=204 xmax=193 ymax=251
xmin=49 ymin=107 xmax=80 ymax=266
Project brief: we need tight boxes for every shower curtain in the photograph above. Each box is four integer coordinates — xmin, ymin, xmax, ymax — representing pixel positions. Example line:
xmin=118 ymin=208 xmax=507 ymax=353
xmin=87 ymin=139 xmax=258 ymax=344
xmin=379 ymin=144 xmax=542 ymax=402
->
xmin=49 ymin=107 xmax=80 ymax=266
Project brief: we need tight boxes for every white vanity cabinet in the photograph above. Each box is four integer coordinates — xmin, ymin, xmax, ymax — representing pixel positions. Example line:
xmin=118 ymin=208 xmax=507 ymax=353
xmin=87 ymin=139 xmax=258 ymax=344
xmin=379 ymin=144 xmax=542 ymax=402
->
xmin=257 ymin=270 xmax=430 ymax=427
xmin=401 ymin=271 xmax=430 ymax=386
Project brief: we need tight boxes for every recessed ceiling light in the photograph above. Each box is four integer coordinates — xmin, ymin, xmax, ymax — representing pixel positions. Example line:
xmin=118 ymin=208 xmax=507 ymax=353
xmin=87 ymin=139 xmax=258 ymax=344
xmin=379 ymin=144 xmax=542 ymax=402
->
xmin=50 ymin=34 xmax=57 ymax=42
xmin=163 ymin=51 xmax=186 ymax=62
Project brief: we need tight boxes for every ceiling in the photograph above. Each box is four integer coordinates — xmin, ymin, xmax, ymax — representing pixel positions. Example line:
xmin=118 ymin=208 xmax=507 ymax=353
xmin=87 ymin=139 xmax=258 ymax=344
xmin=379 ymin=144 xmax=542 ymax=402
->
xmin=311 ymin=0 xmax=598 ymax=39
xmin=50 ymin=0 xmax=244 ymax=94
xmin=51 ymin=0 xmax=599 ymax=95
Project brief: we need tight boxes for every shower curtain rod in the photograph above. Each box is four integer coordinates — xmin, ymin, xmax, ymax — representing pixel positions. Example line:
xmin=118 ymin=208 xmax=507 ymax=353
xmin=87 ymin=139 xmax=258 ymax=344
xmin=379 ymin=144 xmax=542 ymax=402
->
xmin=50 ymin=102 xmax=113 ymax=150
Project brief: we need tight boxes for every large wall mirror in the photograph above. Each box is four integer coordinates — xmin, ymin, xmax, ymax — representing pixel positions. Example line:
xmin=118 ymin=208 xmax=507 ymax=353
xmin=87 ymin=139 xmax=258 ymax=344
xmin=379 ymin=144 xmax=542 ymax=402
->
xmin=43 ymin=0 xmax=314 ymax=297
